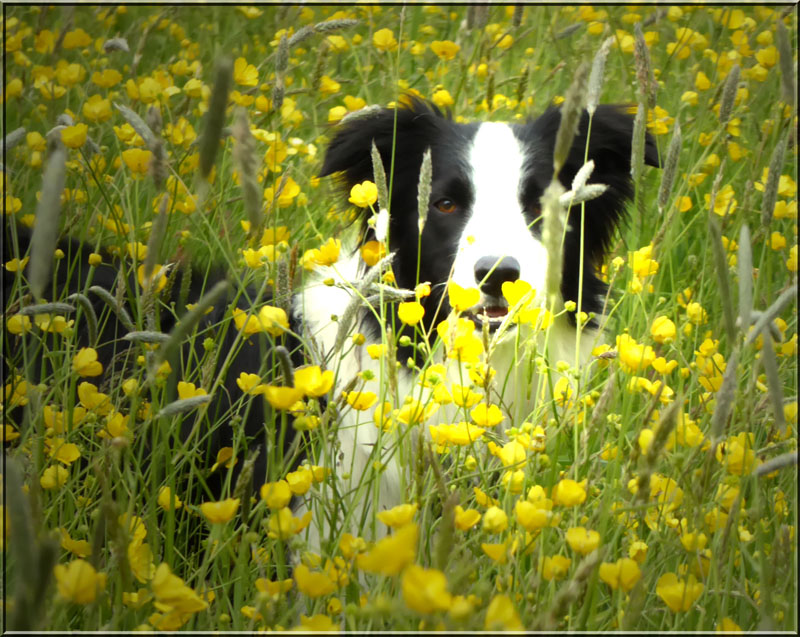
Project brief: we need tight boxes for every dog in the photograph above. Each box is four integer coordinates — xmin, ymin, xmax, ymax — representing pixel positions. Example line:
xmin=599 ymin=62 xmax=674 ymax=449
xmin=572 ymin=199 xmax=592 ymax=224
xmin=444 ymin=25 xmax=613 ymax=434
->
xmin=294 ymin=98 xmax=659 ymax=552
xmin=3 ymin=98 xmax=657 ymax=558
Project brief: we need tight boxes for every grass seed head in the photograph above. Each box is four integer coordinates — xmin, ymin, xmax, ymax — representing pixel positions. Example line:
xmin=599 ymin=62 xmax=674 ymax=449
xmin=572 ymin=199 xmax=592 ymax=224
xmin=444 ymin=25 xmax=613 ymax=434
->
xmin=199 ymin=57 xmax=233 ymax=180
xmin=553 ymin=60 xmax=588 ymax=177
xmin=587 ymin=36 xmax=614 ymax=116
xmin=30 ymin=139 xmax=67 ymax=302
xmin=775 ymin=19 xmax=796 ymax=108
xmin=657 ymin=120 xmax=681 ymax=213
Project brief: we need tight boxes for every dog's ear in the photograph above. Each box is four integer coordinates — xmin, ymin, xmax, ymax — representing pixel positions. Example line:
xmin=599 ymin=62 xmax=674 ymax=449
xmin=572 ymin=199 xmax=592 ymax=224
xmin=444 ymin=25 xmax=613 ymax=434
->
xmin=530 ymin=105 xmax=659 ymax=261
xmin=319 ymin=98 xmax=446 ymax=201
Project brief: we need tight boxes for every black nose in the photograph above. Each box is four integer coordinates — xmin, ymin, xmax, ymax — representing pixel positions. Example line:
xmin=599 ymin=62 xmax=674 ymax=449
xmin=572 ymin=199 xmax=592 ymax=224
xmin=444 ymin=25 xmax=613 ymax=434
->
xmin=474 ymin=256 xmax=521 ymax=297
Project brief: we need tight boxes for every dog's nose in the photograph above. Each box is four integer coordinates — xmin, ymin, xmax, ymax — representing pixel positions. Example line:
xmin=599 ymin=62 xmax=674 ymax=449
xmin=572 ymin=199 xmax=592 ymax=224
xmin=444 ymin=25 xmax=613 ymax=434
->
xmin=474 ymin=256 xmax=520 ymax=297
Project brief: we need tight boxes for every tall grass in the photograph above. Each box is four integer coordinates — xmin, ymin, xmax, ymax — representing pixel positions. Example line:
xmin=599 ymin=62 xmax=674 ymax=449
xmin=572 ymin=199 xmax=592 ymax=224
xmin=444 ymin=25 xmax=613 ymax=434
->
xmin=2 ymin=5 xmax=797 ymax=632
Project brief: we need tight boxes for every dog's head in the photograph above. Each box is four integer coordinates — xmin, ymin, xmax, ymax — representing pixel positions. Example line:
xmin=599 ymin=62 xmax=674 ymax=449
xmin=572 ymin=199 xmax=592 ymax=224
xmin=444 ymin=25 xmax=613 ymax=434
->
xmin=320 ymin=98 xmax=659 ymax=336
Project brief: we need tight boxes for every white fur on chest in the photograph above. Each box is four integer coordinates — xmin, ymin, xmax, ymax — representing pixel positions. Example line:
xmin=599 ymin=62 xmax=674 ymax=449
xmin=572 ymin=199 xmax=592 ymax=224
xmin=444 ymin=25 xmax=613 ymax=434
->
xmin=291 ymin=251 xmax=598 ymax=554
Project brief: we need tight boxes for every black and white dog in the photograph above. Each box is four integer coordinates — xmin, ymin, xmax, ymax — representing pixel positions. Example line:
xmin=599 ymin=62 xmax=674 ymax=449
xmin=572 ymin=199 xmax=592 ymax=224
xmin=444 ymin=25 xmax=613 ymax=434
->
xmin=3 ymin=99 xmax=657 ymax=555
xmin=296 ymin=99 xmax=658 ymax=550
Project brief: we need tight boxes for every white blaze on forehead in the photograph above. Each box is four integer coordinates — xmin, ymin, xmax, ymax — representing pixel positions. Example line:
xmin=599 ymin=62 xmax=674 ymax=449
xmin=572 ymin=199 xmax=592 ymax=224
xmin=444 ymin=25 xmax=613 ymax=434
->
xmin=451 ymin=122 xmax=548 ymax=296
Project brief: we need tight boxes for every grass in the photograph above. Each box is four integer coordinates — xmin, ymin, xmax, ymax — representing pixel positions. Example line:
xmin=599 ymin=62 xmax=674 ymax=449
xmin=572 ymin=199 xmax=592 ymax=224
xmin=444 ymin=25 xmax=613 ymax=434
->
xmin=2 ymin=4 xmax=797 ymax=632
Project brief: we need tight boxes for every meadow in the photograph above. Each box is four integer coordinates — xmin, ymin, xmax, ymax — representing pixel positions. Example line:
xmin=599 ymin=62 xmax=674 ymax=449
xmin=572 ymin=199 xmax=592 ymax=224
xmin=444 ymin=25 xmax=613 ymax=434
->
xmin=2 ymin=4 xmax=797 ymax=632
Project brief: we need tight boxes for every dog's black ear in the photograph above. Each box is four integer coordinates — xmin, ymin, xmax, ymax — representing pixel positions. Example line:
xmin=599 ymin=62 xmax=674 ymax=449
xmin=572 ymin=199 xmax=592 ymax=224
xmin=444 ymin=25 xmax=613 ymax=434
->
xmin=319 ymin=98 xmax=447 ymax=203
xmin=568 ymin=104 xmax=659 ymax=258
xmin=527 ymin=105 xmax=659 ymax=260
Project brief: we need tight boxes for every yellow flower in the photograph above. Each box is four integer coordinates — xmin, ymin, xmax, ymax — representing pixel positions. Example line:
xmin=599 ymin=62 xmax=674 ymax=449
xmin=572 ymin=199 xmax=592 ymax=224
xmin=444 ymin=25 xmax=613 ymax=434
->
xmin=137 ymin=264 xmax=168 ymax=293
xmin=62 ymin=27 xmax=92 ymax=49
xmin=650 ymin=316 xmax=676 ymax=344
xmin=398 ymin=301 xmax=425 ymax=326
xmin=346 ymin=390 xmax=377 ymax=411
xmin=128 ymin=539 xmax=155 ymax=583
xmin=429 ymin=422 xmax=486 ymax=446
xmin=72 ymin=348 xmax=103 ymax=377
xmin=260 ymin=480 xmax=292 ymax=509
xmin=339 ymin=533 xmax=368 ymax=559
xmin=482 ymin=506 xmax=508 ymax=533
xmin=4 ymin=256 xmax=28 ymax=273
xmin=378 ymin=504 xmax=418 ymax=529
xmin=430 ymin=40 xmax=460 ymax=60
xmin=616 ymin=334 xmax=656 ymax=373
xmin=565 ymin=526 xmax=601 ymax=555
xmin=54 ymin=559 xmax=107 ymax=604
xmin=481 ymin=540 xmax=511 ymax=563
xmin=293 ymin=564 xmax=338 ymax=598
xmin=295 ymin=614 xmax=338 ymax=631
xmin=716 ymin=432 xmax=757 ymax=475
xmin=91 ymin=68 xmax=123 ymax=88
xmin=235 ymin=372 xmax=262 ymax=394
xmin=59 ymin=528 xmax=92 ymax=558
xmin=485 ymin=594 xmax=524 ymax=631
xmin=233 ymin=57 xmax=259 ymax=87
xmin=542 ymin=554 xmax=572 ymax=580
xmin=432 ymin=89 xmax=454 ymax=108
xmin=78 ymin=382 xmax=112 ymax=414
xmin=257 ymin=305 xmax=289 ymax=336
xmin=82 ymin=94 xmax=112 ymax=122
xmin=122 ymin=148 xmax=153 ymax=175
xmin=151 ymin=562 xmax=208 ymax=614
xmin=769 ymin=231 xmax=787 ymax=251
xmin=232 ymin=308 xmax=263 ymax=336
xmin=61 ymin=123 xmax=88 ymax=149
xmin=496 ymin=440 xmax=526 ymax=468
xmin=264 ymin=386 xmax=304 ymax=410
xmin=267 ymin=507 xmax=312 ymax=540
xmin=786 ymin=244 xmax=797 ymax=273
xmin=695 ymin=71 xmax=712 ymax=90
xmin=656 ymin=572 xmax=704 ymax=612
xmin=470 ymin=403 xmax=504 ymax=427
xmin=454 ymin=505 xmax=481 ymax=531
xmin=360 ymin=240 xmax=387 ymax=266
xmin=199 ymin=498 xmax=240 ymax=524
xmin=448 ymin=282 xmax=480 ymax=312
xmin=348 ymin=181 xmax=378 ymax=208
xmin=47 ymin=438 xmax=81 ymax=465
xmin=373 ymin=28 xmax=398 ymax=52
xmin=356 ymin=523 xmax=417 ymax=575
xmin=755 ymin=45 xmax=778 ymax=68
xmin=436 ymin=317 xmax=483 ymax=362
xmin=264 ymin=176 xmax=301 ymax=207
xmin=551 ymin=478 xmax=587 ymax=507
xmin=717 ymin=617 xmax=743 ymax=632
xmin=514 ymin=500 xmax=550 ymax=531
xmin=318 ymin=74 xmax=341 ymax=96
xmin=402 ymin=565 xmax=452 ymax=614
xmin=685 ymin=302 xmax=708 ymax=325
xmin=293 ymin=366 xmax=334 ymax=398
xmin=328 ymin=105 xmax=347 ymax=123
xmin=255 ymin=576 xmax=293 ymax=597
xmin=177 ymin=381 xmax=206 ymax=400
xmin=598 ymin=558 xmax=641 ymax=592
xmin=157 ymin=487 xmax=183 ymax=511
xmin=630 ymin=244 xmax=659 ymax=277
xmin=41 ymin=465 xmax=69 ymax=490
xmin=286 ymin=468 xmax=313 ymax=495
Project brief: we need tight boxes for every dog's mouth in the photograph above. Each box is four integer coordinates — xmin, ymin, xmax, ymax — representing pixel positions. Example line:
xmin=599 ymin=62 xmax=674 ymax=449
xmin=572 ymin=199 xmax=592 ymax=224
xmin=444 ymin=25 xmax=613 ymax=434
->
xmin=465 ymin=301 xmax=510 ymax=331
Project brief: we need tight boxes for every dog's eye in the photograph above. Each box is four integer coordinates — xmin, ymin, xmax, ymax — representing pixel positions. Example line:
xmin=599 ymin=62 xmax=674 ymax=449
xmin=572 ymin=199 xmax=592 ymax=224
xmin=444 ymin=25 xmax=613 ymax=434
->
xmin=434 ymin=198 xmax=457 ymax=214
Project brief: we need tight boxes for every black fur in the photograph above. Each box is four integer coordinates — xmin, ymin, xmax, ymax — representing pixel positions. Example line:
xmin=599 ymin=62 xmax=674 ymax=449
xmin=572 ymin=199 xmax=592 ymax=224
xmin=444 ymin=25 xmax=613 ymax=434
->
xmin=3 ymin=225 xmax=303 ymax=502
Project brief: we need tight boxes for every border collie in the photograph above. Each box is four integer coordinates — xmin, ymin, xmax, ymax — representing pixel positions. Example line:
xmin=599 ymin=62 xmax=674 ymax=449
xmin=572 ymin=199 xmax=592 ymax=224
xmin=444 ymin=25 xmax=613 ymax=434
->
xmin=294 ymin=98 xmax=658 ymax=552
xmin=3 ymin=98 xmax=657 ymax=557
